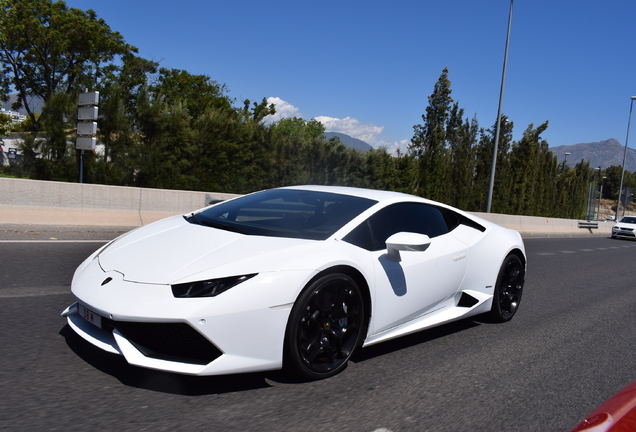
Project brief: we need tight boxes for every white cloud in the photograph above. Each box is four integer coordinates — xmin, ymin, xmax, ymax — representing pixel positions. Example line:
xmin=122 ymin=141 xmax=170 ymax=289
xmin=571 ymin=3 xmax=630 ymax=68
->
xmin=314 ymin=116 xmax=384 ymax=145
xmin=371 ymin=139 xmax=411 ymax=155
xmin=262 ymin=97 xmax=302 ymax=124
xmin=262 ymin=97 xmax=410 ymax=155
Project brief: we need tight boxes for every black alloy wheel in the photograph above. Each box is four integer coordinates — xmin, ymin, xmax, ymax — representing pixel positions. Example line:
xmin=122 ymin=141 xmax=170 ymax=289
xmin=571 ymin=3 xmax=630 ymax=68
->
xmin=286 ymin=273 xmax=365 ymax=380
xmin=488 ymin=254 xmax=524 ymax=322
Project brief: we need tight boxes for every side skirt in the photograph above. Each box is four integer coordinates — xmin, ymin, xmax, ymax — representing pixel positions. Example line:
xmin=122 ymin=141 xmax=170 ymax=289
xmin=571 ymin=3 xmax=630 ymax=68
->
xmin=362 ymin=290 xmax=492 ymax=347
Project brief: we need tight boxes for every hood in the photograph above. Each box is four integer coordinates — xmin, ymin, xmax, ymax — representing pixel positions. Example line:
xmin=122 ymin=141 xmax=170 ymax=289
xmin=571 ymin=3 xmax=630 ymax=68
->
xmin=614 ymin=221 xmax=636 ymax=228
xmin=98 ymin=216 xmax=320 ymax=284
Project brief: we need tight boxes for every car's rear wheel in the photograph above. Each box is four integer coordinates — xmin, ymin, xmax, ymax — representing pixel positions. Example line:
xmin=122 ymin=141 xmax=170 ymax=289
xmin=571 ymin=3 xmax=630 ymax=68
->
xmin=285 ymin=273 xmax=365 ymax=380
xmin=488 ymin=254 xmax=524 ymax=322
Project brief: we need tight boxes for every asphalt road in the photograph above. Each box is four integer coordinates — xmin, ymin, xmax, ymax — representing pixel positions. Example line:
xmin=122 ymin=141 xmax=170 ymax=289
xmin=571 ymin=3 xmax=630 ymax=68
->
xmin=1 ymin=227 xmax=636 ymax=432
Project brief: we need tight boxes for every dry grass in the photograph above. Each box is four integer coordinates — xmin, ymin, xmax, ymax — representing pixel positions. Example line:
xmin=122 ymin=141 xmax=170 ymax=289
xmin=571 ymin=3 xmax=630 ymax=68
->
xmin=596 ymin=198 xmax=636 ymax=220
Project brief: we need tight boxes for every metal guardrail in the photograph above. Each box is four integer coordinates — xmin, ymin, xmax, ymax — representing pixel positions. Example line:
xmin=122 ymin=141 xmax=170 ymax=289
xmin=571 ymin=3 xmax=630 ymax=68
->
xmin=578 ymin=221 xmax=599 ymax=229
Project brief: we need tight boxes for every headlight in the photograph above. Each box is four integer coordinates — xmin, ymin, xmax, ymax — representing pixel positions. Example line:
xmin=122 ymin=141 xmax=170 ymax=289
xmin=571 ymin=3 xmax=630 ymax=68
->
xmin=171 ymin=274 xmax=257 ymax=298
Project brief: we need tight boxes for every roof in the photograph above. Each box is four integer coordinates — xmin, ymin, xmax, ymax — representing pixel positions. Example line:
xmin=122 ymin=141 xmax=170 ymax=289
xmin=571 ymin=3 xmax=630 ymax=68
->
xmin=280 ymin=185 xmax=419 ymax=203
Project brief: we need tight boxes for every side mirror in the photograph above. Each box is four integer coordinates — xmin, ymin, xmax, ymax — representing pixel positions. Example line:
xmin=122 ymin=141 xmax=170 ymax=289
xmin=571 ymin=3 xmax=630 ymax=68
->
xmin=386 ymin=232 xmax=431 ymax=262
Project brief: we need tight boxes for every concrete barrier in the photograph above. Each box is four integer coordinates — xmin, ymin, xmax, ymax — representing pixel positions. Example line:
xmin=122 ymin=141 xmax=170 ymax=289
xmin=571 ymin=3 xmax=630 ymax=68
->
xmin=0 ymin=177 xmax=613 ymax=236
xmin=472 ymin=212 xmax=613 ymax=236
xmin=0 ymin=178 xmax=239 ymax=227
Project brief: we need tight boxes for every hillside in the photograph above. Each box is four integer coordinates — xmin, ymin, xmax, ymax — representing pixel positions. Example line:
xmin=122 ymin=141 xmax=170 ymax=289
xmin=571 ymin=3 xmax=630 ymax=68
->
xmin=551 ymin=138 xmax=636 ymax=171
xmin=324 ymin=132 xmax=373 ymax=152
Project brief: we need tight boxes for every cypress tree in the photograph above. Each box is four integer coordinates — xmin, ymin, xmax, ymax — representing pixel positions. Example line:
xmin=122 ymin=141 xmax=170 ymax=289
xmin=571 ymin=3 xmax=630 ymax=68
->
xmin=410 ymin=67 xmax=453 ymax=201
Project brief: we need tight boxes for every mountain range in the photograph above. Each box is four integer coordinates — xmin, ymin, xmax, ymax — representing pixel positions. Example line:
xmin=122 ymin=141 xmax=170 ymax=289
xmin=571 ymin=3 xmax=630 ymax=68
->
xmin=551 ymin=138 xmax=636 ymax=172
xmin=324 ymin=132 xmax=373 ymax=152
xmin=2 ymin=94 xmax=43 ymax=113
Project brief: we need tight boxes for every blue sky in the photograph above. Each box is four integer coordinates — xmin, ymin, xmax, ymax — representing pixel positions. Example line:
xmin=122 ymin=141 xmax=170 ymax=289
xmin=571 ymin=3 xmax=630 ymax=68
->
xmin=66 ymin=0 xmax=636 ymax=153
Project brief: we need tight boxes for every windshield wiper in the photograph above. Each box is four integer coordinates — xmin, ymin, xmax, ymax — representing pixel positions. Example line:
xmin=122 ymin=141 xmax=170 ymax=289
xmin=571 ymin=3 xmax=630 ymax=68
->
xmin=184 ymin=213 xmax=199 ymax=224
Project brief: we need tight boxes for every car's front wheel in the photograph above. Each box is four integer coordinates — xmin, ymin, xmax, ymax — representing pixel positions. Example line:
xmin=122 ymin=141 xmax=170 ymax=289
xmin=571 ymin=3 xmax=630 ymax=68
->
xmin=285 ymin=273 xmax=365 ymax=380
xmin=488 ymin=254 xmax=524 ymax=322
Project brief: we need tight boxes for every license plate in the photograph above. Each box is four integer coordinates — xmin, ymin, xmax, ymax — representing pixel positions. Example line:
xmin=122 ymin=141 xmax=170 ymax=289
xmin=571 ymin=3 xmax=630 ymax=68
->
xmin=78 ymin=304 xmax=102 ymax=329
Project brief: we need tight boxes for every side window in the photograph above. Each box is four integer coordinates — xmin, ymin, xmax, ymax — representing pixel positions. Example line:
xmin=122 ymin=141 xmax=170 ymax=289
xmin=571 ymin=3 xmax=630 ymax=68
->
xmin=438 ymin=207 xmax=460 ymax=231
xmin=343 ymin=203 xmax=450 ymax=251
xmin=342 ymin=220 xmax=374 ymax=250
xmin=438 ymin=206 xmax=486 ymax=233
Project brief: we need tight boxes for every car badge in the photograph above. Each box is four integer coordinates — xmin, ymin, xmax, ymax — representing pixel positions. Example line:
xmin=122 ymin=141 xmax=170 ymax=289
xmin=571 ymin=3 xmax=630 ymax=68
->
xmin=101 ymin=277 xmax=113 ymax=286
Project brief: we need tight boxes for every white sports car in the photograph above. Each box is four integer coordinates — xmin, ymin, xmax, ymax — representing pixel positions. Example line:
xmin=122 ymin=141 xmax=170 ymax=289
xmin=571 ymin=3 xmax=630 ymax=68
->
xmin=62 ymin=185 xmax=526 ymax=380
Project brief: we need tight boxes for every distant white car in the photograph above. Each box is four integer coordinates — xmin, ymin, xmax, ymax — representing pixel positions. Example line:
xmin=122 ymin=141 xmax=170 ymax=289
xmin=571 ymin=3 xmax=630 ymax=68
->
xmin=611 ymin=216 xmax=636 ymax=239
xmin=62 ymin=185 xmax=526 ymax=380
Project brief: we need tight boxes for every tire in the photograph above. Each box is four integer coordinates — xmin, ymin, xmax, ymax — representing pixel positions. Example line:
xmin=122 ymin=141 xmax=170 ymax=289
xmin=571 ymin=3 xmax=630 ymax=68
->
xmin=488 ymin=254 xmax=524 ymax=322
xmin=285 ymin=273 xmax=365 ymax=380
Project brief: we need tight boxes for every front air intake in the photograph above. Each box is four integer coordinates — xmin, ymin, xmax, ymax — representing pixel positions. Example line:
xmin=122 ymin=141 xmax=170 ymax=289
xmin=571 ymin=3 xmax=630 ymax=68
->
xmin=101 ymin=319 xmax=222 ymax=365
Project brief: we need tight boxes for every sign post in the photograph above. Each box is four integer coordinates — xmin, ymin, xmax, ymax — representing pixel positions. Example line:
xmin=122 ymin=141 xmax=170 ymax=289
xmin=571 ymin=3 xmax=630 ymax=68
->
xmin=76 ymin=91 xmax=99 ymax=183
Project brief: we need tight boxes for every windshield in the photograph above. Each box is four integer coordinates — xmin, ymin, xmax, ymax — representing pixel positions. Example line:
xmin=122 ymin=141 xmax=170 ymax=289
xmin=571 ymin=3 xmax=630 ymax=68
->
xmin=620 ymin=216 xmax=636 ymax=224
xmin=187 ymin=189 xmax=377 ymax=240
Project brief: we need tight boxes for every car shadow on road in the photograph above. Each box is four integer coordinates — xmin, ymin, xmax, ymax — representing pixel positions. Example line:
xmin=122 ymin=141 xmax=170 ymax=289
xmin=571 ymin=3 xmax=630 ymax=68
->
xmin=59 ymin=316 xmax=489 ymax=394
xmin=59 ymin=324 xmax=292 ymax=396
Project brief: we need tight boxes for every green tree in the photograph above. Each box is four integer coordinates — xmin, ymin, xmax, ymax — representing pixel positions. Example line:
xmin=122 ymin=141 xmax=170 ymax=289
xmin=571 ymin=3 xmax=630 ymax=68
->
xmin=0 ymin=0 xmax=133 ymax=130
xmin=131 ymin=88 xmax=197 ymax=190
xmin=470 ymin=116 xmax=515 ymax=213
xmin=410 ymin=67 xmax=453 ymax=201
xmin=602 ymin=165 xmax=623 ymax=200
xmin=39 ymin=91 xmax=75 ymax=161
xmin=601 ymin=165 xmax=636 ymax=201
xmin=0 ymin=112 xmax=12 ymax=139
xmin=487 ymin=117 xmax=515 ymax=213
xmin=241 ymin=98 xmax=276 ymax=123
xmin=535 ymin=137 xmax=558 ymax=216
xmin=358 ymin=148 xmax=416 ymax=193
xmin=507 ymin=121 xmax=562 ymax=217
xmin=151 ymin=68 xmax=233 ymax=120
xmin=98 ymin=52 xmax=158 ymax=114
xmin=446 ymin=105 xmax=478 ymax=210
xmin=570 ymin=160 xmax=592 ymax=218
xmin=16 ymin=92 xmax=77 ymax=180
xmin=271 ymin=117 xmax=325 ymax=140
xmin=508 ymin=122 xmax=547 ymax=215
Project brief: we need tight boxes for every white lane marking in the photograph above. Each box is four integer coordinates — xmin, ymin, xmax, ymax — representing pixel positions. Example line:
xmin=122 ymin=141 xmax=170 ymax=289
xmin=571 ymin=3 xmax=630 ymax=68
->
xmin=0 ymin=240 xmax=108 ymax=243
xmin=535 ymin=244 xmax=636 ymax=255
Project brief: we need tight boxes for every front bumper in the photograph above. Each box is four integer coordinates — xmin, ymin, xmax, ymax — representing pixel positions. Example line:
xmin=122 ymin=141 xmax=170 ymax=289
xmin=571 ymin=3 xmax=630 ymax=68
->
xmin=62 ymin=258 xmax=305 ymax=376
xmin=612 ymin=227 xmax=635 ymax=238
xmin=63 ymin=302 xmax=228 ymax=374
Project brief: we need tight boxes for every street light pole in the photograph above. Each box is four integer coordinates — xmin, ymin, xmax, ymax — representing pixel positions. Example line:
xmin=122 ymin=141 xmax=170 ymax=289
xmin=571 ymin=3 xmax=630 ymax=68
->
xmin=615 ymin=96 xmax=636 ymax=221
xmin=486 ymin=0 xmax=513 ymax=213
